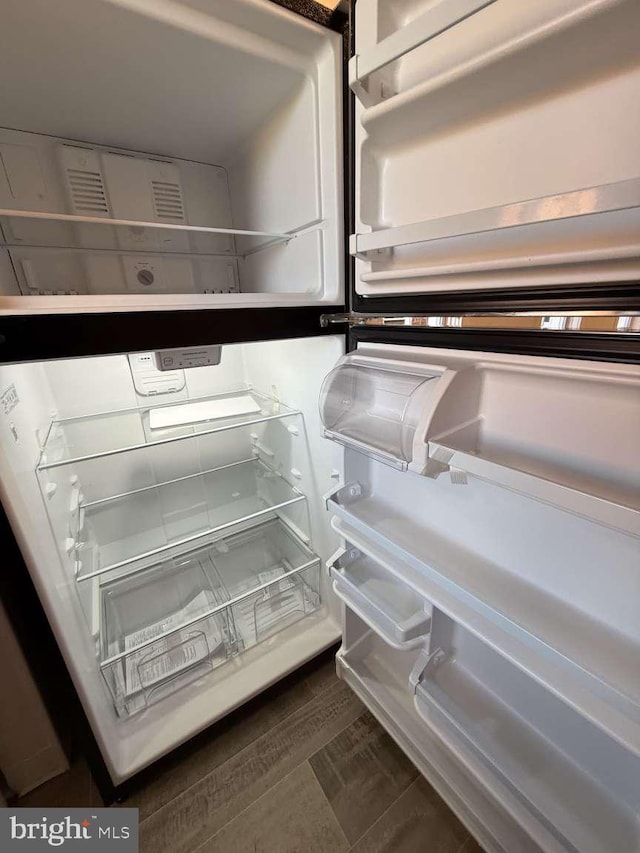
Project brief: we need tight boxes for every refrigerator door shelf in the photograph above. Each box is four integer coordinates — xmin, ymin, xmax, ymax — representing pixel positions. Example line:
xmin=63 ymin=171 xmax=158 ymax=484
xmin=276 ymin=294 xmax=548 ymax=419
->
xmin=327 ymin=499 xmax=640 ymax=756
xmin=98 ymin=517 xmax=321 ymax=718
xmin=422 ymin=360 xmax=640 ymax=537
xmin=413 ymin=611 xmax=640 ymax=853
xmin=37 ymin=389 xmax=298 ymax=470
xmin=327 ymin=546 xmax=431 ymax=649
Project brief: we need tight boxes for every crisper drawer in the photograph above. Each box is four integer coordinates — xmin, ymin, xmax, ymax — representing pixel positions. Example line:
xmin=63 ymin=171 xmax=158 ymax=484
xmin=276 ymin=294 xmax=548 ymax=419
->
xmin=414 ymin=611 xmax=640 ymax=853
xmin=98 ymin=518 xmax=321 ymax=718
xmin=328 ymin=546 xmax=431 ymax=649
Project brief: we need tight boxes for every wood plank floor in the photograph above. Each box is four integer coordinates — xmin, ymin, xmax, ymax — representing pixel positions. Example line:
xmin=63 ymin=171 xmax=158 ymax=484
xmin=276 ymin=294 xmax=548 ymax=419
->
xmin=17 ymin=654 xmax=484 ymax=853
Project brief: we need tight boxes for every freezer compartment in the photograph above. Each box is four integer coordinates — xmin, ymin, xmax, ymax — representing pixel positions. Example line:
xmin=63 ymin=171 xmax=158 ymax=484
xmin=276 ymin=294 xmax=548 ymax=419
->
xmin=424 ymin=360 xmax=640 ymax=536
xmin=75 ymin=458 xmax=308 ymax=580
xmin=0 ymin=1 xmax=342 ymax=305
xmin=328 ymin=545 xmax=431 ymax=649
xmin=98 ymin=518 xmax=321 ymax=718
xmin=414 ymin=610 xmax=640 ymax=853
xmin=319 ymin=354 xmax=442 ymax=469
xmin=37 ymin=388 xmax=297 ymax=468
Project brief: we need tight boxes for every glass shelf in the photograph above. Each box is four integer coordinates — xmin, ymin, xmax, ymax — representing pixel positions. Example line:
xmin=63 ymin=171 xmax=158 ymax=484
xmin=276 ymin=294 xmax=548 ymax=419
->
xmin=75 ymin=458 xmax=308 ymax=580
xmin=98 ymin=518 xmax=321 ymax=718
xmin=37 ymin=389 xmax=299 ymax=470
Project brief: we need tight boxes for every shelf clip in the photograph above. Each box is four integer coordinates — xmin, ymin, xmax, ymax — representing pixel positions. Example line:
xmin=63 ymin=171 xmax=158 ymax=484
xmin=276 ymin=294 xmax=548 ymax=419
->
xmin=409 ymin=647 xmax=447 ymax=691
xmin=325 ymin=481 xmax=363 ymax=511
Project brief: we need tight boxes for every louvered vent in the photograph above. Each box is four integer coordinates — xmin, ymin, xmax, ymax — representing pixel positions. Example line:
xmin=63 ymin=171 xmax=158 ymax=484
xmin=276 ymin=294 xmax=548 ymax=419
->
xmin=152 ymin=180 xmax=185 ymax=222
xmin=66 ymin=168 xmax=110 ymax=214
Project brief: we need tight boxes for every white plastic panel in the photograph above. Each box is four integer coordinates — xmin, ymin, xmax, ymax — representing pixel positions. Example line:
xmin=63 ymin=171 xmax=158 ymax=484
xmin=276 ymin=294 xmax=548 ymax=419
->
xmin=353 ymin=0 xmax=640 ymax=295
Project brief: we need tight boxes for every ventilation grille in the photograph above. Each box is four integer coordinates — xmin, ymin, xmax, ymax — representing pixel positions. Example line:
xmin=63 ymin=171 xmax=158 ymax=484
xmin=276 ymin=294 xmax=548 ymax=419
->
xmin=66 ymin=168 xmax=110 ymax=215
xmin=152 ymin=180 xmax=185 ymax=222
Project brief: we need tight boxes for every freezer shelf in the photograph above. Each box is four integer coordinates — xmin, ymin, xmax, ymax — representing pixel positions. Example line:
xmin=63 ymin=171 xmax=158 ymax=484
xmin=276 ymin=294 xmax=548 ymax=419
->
xmin=328 ymin=493 xmax=640 ymax=755
xmin=414 ymin=612 xmax=640 ymax=853
xmin=98 ymin=518 xmax=321 ymax=718
xmin=37 ymin=389 xmax=298 ymax=469
xmin=328 ymin=546 xmax=431 ymax=649
xmin=76 ymin=458 xmax=308 ymax=580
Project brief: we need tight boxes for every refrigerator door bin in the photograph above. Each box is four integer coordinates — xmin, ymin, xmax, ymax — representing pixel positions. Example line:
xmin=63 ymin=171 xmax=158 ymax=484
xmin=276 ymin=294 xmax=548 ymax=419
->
xmin=319 ymin=355 xmax=443 ymax=469
xmin=414 ymin=610 xmax=640 ymax=853
xmin=98 ymin=517 xmax=321 ymax=718
xmin=424 ymin=361 xmax=640 ymax=536
xmin=337 ymin=620 xmax=554 ymax=853
xmin=327 ymin=484 xmax=640 ymax=755
xmin=328 ymin=546 xmax=431 ymax=649
xmin=74 ymin=457 xmax=309 ymax=580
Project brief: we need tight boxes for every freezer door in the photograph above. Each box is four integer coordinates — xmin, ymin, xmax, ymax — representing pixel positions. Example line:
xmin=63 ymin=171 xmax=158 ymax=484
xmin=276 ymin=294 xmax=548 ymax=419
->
xmin=324 ymin=341 xmax=640 ymax=853
xmin=350 ymin=0 xmax=640 ymax=311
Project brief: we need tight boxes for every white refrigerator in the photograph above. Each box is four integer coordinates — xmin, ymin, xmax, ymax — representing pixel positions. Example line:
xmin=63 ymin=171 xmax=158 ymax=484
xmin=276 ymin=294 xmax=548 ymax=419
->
xmin=0 ymin=1 xmax=638 ymax=851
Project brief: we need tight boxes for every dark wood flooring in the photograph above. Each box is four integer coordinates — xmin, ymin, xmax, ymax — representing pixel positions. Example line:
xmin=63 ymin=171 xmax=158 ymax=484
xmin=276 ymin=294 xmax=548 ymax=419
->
xmin=18 ymin=656 xmax=483 ymax=853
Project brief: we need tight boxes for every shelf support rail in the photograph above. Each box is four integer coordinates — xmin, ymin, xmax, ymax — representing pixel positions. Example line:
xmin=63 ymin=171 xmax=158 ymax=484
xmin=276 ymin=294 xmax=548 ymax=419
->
xmin=350 ymin=178 xmax=640 ymax=258
xmin=349 ymin=0 xmax=496 ymax=106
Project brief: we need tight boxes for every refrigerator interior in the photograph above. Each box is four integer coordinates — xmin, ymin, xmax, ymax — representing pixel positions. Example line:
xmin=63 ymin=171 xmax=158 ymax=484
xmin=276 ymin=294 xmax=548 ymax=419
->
xmin=323 ymin=342 xmax=640 ymax=853
xmin=0 ymin=334 xmax=344 ymax=782
xmin=351 ymin=0 xmax=640 ymax=296
xmin=0 ymin=0 xmax=342 ymax=311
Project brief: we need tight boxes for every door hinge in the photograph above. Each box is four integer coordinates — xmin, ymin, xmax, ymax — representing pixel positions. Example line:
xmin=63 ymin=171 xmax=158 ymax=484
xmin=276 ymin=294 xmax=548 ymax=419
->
xmin=320 ymin=312 xmax=361 ymax=328
xmin=320 ymin=312 xmax=413 ymax=328
xmin=320 ymin=312 xmax=434 ymax=328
